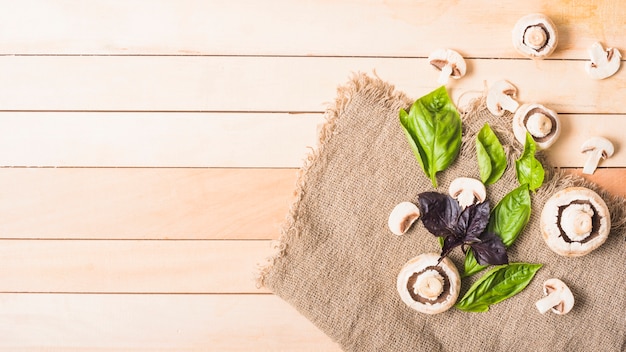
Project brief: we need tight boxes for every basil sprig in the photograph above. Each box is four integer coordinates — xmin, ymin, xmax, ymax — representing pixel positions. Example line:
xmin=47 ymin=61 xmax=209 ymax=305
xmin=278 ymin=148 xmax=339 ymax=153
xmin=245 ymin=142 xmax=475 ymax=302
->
xmin=456 ymin=263 xmax=542 ymax=312
xmin=399 ymin=86 xmax=462 ymax=188
xmin=476 ymin=123 xmax=507 ymax=185
xmin=515 ymin=132 xmax=544 ymax=191
xmin=463 ymin=184 xmax=531 ymax=276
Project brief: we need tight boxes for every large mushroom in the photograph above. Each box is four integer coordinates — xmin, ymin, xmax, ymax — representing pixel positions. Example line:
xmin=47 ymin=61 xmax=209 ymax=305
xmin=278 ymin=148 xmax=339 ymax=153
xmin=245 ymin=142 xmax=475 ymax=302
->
xmin=540 ymin=187 xmax=611 ymax=257
xmin=513 ymin=103 xmax=561 ymax=149
xmin=397 ymin=253 xmax=460 ymax=314
xmin=512 ymin=13 xmax=558 ymax=59
xmin=427 ymin=49 xmax=467 ymax=85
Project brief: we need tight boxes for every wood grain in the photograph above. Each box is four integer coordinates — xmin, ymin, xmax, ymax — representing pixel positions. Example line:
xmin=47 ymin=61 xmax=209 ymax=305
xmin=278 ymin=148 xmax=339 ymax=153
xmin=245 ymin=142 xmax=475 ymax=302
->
xmin=0 ymin=293 xmax=340 ymax=351
xmin=1 ymin=56 xmax=626 ymax=113
xmin=0 ymin=240 xmax=273 ymax=293
xmin=0 ymin=0 xmax=623 ymax=58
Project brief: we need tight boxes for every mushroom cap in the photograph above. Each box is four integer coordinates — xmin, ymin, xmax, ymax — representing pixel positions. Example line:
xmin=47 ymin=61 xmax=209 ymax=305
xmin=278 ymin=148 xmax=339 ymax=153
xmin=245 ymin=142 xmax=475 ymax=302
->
xmin=396 ymin=253 xmax=460 ymax=314
xmin=585 ymin=42 xmax=621 ymax=80
xmin=512 ymin=103 xmax=561 ymax=149
xmin=581 ymin=136 xmax=615 ymax=158
xmin=542 ymin=278 xmax=575 ymax=315
xmin=512 ymin=13 xmax=558 ymax=59
xmin=448 ymin=177 xmax=486 ymax=209
xmin=486 ymin=80 xmax=520 ymax=116
xmin=540 ymin=187 xmax=611 ymax=257
xmin=388 ymin=201 xmax=421 ymax=236
xmin=427 ymin=48 xmax=467 ymax=79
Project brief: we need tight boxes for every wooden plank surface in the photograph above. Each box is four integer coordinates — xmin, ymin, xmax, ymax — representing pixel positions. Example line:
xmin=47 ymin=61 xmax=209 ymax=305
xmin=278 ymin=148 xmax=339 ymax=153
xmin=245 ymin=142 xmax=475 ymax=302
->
xmin=0 ymin=1 xmax=624 ymax=350
xmin=1 ymin=56 xmax=626 ymax=113
xmin=0 ymin=294 xmax=340 ymax=351
xmin=0 ymin=112 xmax=623 ymax=167
xmin=0 ymin=0 xmax=623 ymax=59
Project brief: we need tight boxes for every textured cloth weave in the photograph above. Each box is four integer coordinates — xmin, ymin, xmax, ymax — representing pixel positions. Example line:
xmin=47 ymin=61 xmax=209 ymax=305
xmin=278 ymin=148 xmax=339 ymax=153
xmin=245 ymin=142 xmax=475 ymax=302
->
xmin=258 ymin=74 xmax=626 ymax=352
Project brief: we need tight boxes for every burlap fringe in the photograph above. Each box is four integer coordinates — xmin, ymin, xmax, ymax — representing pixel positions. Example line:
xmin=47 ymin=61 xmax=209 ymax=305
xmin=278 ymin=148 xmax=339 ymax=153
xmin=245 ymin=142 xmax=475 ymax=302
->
xmin=255 ymin=72 xmax=412 ymax=288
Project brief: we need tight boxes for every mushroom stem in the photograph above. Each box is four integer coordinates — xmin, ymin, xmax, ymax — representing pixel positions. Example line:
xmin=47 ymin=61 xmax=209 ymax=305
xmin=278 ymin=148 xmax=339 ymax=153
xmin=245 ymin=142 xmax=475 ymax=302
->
xmin=437 ymin=65 xmax=453 ymax=85
xmin=582 ymin=150 xmax=604 ymax=175
xmin=524 ymin=26 xmax=548 ymax=49
xmin=535 ymin=292 xmax=562 ymax=314
xmin=526 ymin=113 xmax=553 ymax=138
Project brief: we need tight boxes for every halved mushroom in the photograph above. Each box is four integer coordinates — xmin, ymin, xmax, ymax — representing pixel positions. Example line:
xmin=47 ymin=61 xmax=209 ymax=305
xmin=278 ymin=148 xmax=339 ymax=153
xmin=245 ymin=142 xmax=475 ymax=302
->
xmin=449 ymin=177 xmax=486 ymax=209
xmin=388 ymin=202 xmax=421 ymax=236
xmin=512 ymin=13 xmax=558 ymax=59
xmin=535 ymin=278 xmax=574 ymax=315
xmin=513 ymin=103 xmax=560 ymax=149
xmin=396 ymin=253 xmax=460 ymax=314
xmin=486 ymin=80 xmax=520 ymax=116
xmin=585 ymin=42 xmax=621 ymax=79
xmin=581 ymin=136 xmax=614 ymax=175
xmin=540 ymin=187 xmax=611 ymax=257
xmin=427 ymin=49 xmax=467 ymax=85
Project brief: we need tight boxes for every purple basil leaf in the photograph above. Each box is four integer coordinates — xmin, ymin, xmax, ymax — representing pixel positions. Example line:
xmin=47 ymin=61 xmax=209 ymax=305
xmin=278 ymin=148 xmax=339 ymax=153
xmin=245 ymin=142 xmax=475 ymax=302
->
xmin=418 ymin=192 xmax=461 ymax=237
xmin=441 ymin=235 xmax=464 ymax=260
xmin=463 ymin=201 xmax=491 ymax=239
xmin=470 ymin=232 xmax=509 ymax=266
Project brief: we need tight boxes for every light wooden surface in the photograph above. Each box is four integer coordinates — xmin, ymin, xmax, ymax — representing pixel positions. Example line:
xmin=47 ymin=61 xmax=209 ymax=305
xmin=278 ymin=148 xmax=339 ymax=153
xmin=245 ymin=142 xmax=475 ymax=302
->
xmin=0 ymin=1 xmax=624 ymax=350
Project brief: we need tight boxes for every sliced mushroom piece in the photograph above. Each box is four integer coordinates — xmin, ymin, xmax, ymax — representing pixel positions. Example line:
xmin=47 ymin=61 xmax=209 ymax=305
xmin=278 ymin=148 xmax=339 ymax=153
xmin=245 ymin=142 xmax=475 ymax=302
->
xmin=388 ymin=202 xmax=421 ymax=236
xmin=585 ymin=42 xmax=621 ymax=79
xmin=540 ymin=187 xmax=611 ymax=257
xmin=396 ymin=253 xmax=460 ymax=314
xmin=512 ymin=103 xmax=561 ymax=149
xmin=512 ymin=13 xmax=558 ymax=59
xmin=427 ymin=49 xmax=467 ymax=85
xmin=581 ymin=136 xmax=614 ymax=175
xmin=486 ymin=80 xmax=520 ymax=116
xmin=448 ymin=177 xmax=486 ymax=210
xmin=535 ymin=278 xmax=574 ymax=315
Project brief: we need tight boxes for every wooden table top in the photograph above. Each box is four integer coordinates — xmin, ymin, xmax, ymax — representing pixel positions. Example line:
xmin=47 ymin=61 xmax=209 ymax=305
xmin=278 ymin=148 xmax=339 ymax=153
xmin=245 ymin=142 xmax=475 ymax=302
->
xmin=0 ymin=1 xmax=624 ymax=350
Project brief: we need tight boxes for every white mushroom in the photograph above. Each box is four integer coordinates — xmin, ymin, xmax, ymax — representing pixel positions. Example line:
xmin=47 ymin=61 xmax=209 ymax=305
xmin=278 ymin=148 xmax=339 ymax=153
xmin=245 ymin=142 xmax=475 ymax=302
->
xmin=388 ymin=202 xmax=421 ymax=236
xmin=397 ymin=253 xmax=461 ymax=314
xmin=512 ymin=14 xmax=558 ymax=59
xmin=540 ymin=187 xmax=611 ymax=257
xmin=427 ymin=49 xmax=467 ymax=85
xmin=581 ymin=137 xmax=614 ymax=175
xmin=535 ymin=278 xmax=574 ymax=315
xmin=512 ymin=103 xmax=561 ymax=149
xmin=585 ymin=42 xmax=621 ymax=79
xmin=448 ymin=177 xmax=486 ymax=210
xmin=486 ymin=80 xmax=520 ymax=116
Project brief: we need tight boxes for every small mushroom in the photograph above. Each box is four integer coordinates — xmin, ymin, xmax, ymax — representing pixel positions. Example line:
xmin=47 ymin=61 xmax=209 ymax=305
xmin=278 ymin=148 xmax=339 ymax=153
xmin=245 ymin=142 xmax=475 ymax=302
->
xmin=449 ymin=177 xmax=486 ymax=210
xmin=540 ymin=187 xmax=610 ymax=257
xmin=535 ymin=278 xmax=574 ymax=315
xmin=388 ymin=202 xmax=421 ymax=236
xmin=513 ymin=103 xmax=561 ymax=149
xmin=486 ymin=80 xmax=520 ymax=116
xmin=512 ymin=13 xmax=558 ymax=59
xmin=396 ymin=253 xmax=461 ymax=314
xmin=585 ymin=42 xmax=621 ymax=79
xmin=581 ymin=136 xmax=614 ymax=175
xmin=427 ymin=49 xmax=467 ymax=85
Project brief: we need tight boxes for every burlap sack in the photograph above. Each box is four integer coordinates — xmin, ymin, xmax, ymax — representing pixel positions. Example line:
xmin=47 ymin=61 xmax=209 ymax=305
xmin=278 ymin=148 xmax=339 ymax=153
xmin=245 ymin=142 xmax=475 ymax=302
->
xmin=258 ymin=74 xmax=626 ymax=352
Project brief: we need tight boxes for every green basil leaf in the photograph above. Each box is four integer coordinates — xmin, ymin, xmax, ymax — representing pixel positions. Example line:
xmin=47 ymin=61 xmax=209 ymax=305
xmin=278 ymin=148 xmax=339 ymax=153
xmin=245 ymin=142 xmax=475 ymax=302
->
xmin=399 ymin=86 xmax=462 ymax=188
xmin=515 ymin=132 xmax=545 ymax=191
xmin=463 ymin=184 xmax=532 ymax=277
xmin=455 ymin=263 xmax=542 ymax=312
xmin=487 ymin=183 xmax=531 ymax=246
xmin=476 ymin=123 xmax=507 ymax=185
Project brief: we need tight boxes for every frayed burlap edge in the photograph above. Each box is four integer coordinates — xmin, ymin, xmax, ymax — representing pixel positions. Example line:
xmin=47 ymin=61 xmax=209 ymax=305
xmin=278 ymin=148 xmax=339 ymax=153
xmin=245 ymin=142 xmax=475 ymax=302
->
xmin=256 ymin=72 xmax=413 ymax=288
